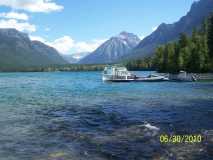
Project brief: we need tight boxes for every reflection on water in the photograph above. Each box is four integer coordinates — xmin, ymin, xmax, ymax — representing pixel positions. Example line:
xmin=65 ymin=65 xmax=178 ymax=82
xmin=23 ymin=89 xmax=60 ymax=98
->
xmin=0 ymin=71 xmax=213 ymax=160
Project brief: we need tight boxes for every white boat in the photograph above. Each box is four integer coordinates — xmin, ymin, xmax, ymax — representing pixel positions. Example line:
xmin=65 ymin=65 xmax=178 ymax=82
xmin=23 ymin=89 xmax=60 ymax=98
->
xmin=135 ymin=74 xmax=169 ymax=82
xmin=102 ymin=66 xmax=135 ymax=82
xmin=169 ymin=71 xmax=197 ymax=82
xmin=102 ymin=66 xmax=169 ymax=82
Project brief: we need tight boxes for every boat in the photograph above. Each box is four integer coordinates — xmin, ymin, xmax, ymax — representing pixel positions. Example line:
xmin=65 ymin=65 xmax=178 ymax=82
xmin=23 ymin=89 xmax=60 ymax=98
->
xmin=102 ymin=66 xmax=135 ymax=82
xmin=169 ymin=71 xmax=197 ymax=82
xmin=102 ymin=66 xmax=168 ymax=82
xmin=135 ymin=74 xmax=169 ymax=82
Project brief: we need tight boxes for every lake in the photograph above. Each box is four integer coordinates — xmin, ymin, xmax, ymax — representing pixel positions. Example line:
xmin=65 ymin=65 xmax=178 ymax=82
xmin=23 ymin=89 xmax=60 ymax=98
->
xmin=0 ymin=71 xmax=213 ymax=160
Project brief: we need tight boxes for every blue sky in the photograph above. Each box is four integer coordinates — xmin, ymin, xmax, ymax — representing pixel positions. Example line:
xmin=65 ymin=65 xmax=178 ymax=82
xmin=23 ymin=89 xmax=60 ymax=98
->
xmin=0 ymin=0 xmax=197 ymax=57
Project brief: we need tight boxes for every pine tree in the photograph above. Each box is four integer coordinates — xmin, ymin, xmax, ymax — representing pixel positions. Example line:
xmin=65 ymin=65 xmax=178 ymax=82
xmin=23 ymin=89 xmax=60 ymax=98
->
xmin=179 ymin=33 xmax=189 ymax=48
xmin=201 ymin=33 xmax=209 ymax=71
xmin=207 ymin=14 xmax=213 ymax=58
xmin=173 ymin=42 xmax=180 ymax=72
xmin=166 ymin=43 xmax=176 ymax=73
xmin=153 ymin=46 xmax=164 ymax=72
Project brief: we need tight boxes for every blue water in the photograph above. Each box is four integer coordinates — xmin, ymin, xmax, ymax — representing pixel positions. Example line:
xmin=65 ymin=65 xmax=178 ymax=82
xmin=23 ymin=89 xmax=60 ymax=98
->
xmin=0 ymin=71 xmax=213 ymax=160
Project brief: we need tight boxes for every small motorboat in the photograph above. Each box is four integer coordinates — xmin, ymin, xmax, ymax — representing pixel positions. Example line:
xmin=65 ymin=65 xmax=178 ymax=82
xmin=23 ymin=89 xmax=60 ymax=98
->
xmin=169 ymin=71 xmax=197 ymax=82
xmin=135 ymin=74 xmax=169 ymax=82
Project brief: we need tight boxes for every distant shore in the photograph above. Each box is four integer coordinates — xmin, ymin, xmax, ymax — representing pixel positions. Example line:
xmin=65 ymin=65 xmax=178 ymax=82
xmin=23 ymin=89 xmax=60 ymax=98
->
xmin=0 ymin=64 xmax=106 ymax=72
xmin=0 ymin=63 xmax=154 ymax=72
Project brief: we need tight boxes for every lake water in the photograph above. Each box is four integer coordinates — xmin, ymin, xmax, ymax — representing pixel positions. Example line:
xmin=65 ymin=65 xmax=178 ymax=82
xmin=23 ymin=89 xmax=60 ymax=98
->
xmin=0 ymin=71 xmax=213 ymax=160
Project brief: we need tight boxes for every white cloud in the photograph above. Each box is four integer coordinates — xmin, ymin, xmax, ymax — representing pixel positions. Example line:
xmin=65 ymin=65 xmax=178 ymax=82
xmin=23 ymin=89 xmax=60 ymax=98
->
xmin=72 ymin=52 xmax=90 ymax=60
xmin=0 ymin=11 xmax=29 ymax=20
xmin=29 ymin=35 xmax=106 ymax=55
xmin=47 ymin=36 xmax=74 ymax=54
xmin=0 ymin=0 xmax=64 ymax=13
xmin=30 ymin=35 xmax=74 ymax=54
xmin=152 ymin=26 xmax=158 ymax=31
xmin=29 ymin=35 xmax=46 ymax=42
xmin=0 ymin=19 xmax=36 ymax=32
xmin=75 ymin=39 xmax=106 ymax=52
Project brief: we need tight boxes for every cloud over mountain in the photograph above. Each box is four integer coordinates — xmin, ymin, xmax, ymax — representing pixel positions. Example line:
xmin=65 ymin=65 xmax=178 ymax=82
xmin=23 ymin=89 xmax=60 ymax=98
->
xmin=74 ymin=39 xmax=107 ymax=53
xmin=0 ymin=19 xmax=36 ymax=32
xmin=30 ymin=35 xmax=106 ymax=56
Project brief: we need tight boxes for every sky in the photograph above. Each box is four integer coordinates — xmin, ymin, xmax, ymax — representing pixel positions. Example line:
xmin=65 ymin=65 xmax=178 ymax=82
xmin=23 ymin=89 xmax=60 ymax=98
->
xmin=0 ymin=0 xmax=197 ymax=58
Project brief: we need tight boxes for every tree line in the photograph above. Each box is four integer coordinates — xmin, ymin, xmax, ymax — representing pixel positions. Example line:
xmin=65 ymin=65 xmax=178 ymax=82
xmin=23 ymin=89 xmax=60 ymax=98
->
xmin=0 ymin=64 xmax=106 ymax=72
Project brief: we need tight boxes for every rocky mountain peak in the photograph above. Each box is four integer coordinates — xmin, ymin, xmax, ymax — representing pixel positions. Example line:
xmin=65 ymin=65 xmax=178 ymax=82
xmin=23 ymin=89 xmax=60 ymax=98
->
xmin=0 ymin=28 xmax=29 ymax=40
xmin=79 ymin=31 xmax=140 ymax=64
xmin=116 ymin=31 xmax=140 ymax=41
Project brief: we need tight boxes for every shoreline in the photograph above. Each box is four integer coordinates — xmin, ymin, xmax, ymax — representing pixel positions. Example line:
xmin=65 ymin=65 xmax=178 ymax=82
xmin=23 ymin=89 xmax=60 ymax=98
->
xmin=0 ymin=70 xmax=213 ymax=81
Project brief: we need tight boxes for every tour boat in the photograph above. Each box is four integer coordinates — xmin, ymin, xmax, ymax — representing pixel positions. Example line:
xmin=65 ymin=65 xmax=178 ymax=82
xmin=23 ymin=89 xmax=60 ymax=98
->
xmin=102 ymin=66 xmax=169 ymax=82
xmin=102 ymin=66 xmax=135 ymax=82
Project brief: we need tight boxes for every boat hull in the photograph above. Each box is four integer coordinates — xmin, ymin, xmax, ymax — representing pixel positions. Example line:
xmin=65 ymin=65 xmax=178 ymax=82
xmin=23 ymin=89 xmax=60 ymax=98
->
xmin=103 ymin=74 xmax=169 ymax=82
xmin=104 ymin=79 xmax=135 ymax=82
xmin=102 ymin=74 xmax=135 ymax=82
xmin=134 ymin=78 xmax=168 ymax=82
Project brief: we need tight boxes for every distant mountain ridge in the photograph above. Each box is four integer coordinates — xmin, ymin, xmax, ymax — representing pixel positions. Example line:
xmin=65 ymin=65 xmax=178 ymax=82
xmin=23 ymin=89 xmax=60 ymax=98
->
xmin=79 ymin=31 xmax=140 ymax=64
xmin=0 ymin=28 xmax=67 ymax=70
xmin=124 ymin=0 xmax=213 ymax=60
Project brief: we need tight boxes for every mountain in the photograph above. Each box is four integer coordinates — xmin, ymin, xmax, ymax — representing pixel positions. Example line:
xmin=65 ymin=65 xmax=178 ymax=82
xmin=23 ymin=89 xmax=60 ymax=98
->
xmin=124 ymin=0 xmax=213 ymax=60
xmin=32 ymin=40 xmax=68 ymax=64
xmin=0 ymin=28 xmax=67 ymax=70
xmin=79 ymin=31 xmax=140 ymax=64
